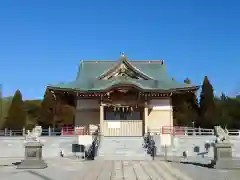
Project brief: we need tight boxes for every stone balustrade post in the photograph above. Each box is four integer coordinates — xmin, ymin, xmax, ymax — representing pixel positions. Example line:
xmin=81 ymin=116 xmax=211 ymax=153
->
xmin=22 ymin=128 xmax=25 ymax=136
xmin=48 ymin=127 xmax=51 ymax=136
xmin=61 ymin=127 xmax=63 ymax=136
xmin=144 ymin=101 xmax=148 ymax=134
xmin=193 ymin=127 xmax=195 ymax=136
xmin=184 ymin=127 xmax=188 ymax=136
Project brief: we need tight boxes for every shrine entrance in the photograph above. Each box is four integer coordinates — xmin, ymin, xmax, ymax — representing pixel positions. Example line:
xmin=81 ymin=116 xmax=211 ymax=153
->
xmin=103 ymin=105 xmax=144 ymax=136
xmin=100 ymin=88 xmax=146 ymax=137
xmin=103 ymin=120 xmax=143 ymax=136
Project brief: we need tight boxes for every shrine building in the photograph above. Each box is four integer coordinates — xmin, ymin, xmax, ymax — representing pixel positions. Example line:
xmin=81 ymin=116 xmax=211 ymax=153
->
xmin=47 ymin=55 xmax=199 ymax=136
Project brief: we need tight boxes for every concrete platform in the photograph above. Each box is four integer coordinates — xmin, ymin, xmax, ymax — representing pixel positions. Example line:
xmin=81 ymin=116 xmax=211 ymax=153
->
xmin=0 ymin=158 xmax=193 ymax=180
xmin=0 ymin=158 xmax=239 ymax=180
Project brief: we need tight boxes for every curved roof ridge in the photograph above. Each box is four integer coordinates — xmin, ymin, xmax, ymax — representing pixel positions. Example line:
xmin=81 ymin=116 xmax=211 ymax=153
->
xmin=97 ymin=56 xmax=155 ymax=80
xmin=78 ymin=59 xmax=165 ymax=63
xmin=122 ymin=57 xmax=155 ymax=79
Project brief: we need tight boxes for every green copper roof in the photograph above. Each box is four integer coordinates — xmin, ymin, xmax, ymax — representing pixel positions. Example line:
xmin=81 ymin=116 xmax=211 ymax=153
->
xmin=48 ymin=56 xmax=199 ymax=92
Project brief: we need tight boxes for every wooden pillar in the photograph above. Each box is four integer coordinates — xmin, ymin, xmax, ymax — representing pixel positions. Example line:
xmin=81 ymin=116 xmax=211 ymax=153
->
xmin=144 ymin=101 xmax=148 ymax=134
xmin=100 ymin=103 xmax=104 ymax=136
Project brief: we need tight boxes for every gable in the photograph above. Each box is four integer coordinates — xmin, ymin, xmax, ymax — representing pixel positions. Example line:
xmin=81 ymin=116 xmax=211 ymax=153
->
xmin=103 ymin=63 xmax=142 ymax=79
xmin=97 ymin=57 xmax=153 ymax=80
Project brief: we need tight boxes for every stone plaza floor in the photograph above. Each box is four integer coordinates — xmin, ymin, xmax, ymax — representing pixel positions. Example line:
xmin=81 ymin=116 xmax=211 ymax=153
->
xmin=0 ymin=158 xmax=240 ymax=180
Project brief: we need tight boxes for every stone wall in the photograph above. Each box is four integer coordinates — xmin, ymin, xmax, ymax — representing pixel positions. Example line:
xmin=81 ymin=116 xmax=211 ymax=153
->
xmin=1 ymin=135 xmax=240 ymax=159
xmin=0 ymin=136 xmax=76 ymax=158
xmin=154 ymin=135 xmax=240 ymax=158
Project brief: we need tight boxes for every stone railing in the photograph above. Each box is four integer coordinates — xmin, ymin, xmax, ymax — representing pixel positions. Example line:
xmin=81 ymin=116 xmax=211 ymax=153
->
xmin=0 ymin=124 xmax=99 ymax=137
xmin=1 ymin=126 xmax=240 ymax=137
xmin=149 ymin=126 xmax=240 ymax=136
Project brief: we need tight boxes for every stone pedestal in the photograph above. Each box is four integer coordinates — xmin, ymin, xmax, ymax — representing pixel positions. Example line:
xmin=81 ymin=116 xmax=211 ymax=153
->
xmin=17 ymin=142 xmax=47 ymax=169
xmin=213 ymin=143 xmax=240 ymax=169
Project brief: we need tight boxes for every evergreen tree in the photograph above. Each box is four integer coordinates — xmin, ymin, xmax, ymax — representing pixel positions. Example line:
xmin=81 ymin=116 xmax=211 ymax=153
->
xmin=184 ymin=78 xmax=191 ymax=84
xmin=220 ymin=93 xmax=227 ymax=101
xmin=172 ymin=92 xmax=199 ymax=126
xmin=199 ymin=76 xmax=217 ymax=128
xmin=187 ymin=92 xmax=199 ymax=125
xmin=58 ymin=104 xmax=75 ymax=126
xmin=174 ymin=101 xmax=195 ymax=126
xmin=40 ymin=89 xmax=75 ymax=127
xmin=39 ymin=89 xmax=55 ymax=127
xmin=24 ymin=100 xmax=42 ymax=129
xmin=4 ymin=90 xmax=26 ymax=129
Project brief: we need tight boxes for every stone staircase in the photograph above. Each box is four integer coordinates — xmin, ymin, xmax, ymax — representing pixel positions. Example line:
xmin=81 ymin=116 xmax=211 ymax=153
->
xmin=97 ymin=137 xmax=152 ymax=160
xmin=153 ymin=135 xmax=216 ymax=158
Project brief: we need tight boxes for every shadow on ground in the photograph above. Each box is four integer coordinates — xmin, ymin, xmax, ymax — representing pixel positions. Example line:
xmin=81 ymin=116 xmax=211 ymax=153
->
xmin=2 ymin=162 xmax=54 ymax=180
xmin=0 ymin=162 xmax=21 ymax=167
xmin=167 ymin=160 xmax=215 ymax=169
xmin=12 ymin=162 xmax=21 ymax=166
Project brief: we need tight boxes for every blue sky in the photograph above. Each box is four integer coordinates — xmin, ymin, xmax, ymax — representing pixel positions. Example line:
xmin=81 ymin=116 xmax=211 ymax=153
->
xmin=0 ymin=0 xmax=239 ymax=99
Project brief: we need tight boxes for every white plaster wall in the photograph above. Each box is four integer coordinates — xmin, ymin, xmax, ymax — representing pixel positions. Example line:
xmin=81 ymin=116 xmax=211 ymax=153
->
xmin=148 ymin=98 xmax=173 ymax=131
xmin=76 ymin=99 xmax=99 ymax=110
xmin=149 ymin=99 xmax=172 ymax=110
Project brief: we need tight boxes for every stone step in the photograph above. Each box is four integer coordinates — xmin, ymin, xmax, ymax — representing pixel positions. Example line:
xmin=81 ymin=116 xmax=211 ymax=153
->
xmin=98 ymin=153 xmax=150 ymax=156
xmin=97 ymin=156 xmax=149 ymax=160
xmin=98 ymin=153 xmax=143 ymax=155
xmin=96 ymin=155 xmax=152 ymax=161
xmin=97 ymin=137 xmax=149 ymax=160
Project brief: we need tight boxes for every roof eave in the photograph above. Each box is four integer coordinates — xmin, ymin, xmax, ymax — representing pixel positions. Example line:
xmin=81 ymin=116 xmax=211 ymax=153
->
xmin=47 ymin=85 xmax=200 ymax=93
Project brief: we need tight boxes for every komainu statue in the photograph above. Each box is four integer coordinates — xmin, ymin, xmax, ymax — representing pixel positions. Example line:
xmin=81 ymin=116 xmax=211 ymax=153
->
xmin=214 ymin=125 xmax=230 ymax=143
xmin=25 ymin=126 xmax=42 ymax=142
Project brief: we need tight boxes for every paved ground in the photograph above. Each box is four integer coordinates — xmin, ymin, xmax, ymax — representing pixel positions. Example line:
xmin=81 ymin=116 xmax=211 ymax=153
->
xmin=170 ymin=161 xmax=240 ymax=180
xmin=0 ymin=158 xmax=239 ymax=180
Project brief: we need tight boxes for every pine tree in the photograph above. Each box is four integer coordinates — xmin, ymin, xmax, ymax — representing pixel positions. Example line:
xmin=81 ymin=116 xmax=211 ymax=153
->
xmin=4 ymin=90 xmax=26 ymax=129
xmin=199 ymin=76 xmax=217 ymax=128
